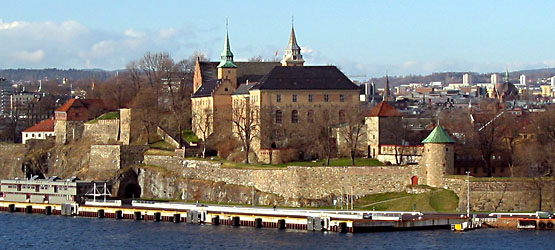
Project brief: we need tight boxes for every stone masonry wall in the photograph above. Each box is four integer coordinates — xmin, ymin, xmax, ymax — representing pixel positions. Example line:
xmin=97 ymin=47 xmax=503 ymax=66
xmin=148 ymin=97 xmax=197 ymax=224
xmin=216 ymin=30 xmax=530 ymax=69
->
xmin=83 ymin=119 xmax=120 ymax=144
xmin=444 ymin=178 xmax=555 ymax=212
xmin=143 ymin=155 xmax=424 ymax=206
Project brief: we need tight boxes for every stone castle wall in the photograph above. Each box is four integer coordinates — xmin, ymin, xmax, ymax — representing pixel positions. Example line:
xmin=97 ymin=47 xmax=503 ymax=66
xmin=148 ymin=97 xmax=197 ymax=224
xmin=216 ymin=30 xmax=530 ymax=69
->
xmin=54 ymin=120 xmax=84 ymax=144
xmin=444 ymin=178 xmax=555 ymax=212
xmin=83 ymin=119 xmax=120 ymax=144
xmin=143 ymin=155 xmax=425 ymax=205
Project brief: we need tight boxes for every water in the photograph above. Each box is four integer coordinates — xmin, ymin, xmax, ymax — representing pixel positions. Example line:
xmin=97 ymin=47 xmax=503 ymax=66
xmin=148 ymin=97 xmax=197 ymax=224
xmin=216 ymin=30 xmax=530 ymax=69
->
xmin=0 ymin=213 xmax=553 ymax=250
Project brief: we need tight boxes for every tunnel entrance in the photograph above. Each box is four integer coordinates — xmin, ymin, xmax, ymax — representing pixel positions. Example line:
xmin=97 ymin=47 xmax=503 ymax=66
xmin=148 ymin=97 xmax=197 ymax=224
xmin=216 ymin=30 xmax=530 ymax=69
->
xmin=123 ymin=183 xmax=141 ymax=199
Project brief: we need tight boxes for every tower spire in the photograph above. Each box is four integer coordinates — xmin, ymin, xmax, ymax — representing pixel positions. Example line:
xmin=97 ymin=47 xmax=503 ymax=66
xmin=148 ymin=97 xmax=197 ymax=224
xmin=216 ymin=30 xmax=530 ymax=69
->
xmin=505 ymin=67 xmax=509 ymax=84
xmin=281 ymin=17 xmax=304 ymax=66
xmin=217 ymin=18 xmax=237 ymax=68
xmin=382 ymin=72 xmax=393 ymax=102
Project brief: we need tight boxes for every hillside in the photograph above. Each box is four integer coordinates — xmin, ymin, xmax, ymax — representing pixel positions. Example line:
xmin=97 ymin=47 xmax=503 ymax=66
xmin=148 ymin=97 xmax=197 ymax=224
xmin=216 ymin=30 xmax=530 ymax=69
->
xmin=0 ymin=68 xmax=116 ymax=82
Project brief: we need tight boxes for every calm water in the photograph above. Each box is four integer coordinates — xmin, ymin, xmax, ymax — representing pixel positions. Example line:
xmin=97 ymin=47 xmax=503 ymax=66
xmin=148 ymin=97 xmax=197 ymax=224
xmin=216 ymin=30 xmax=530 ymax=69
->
xmin=0 ymin=212 xmax=553 ymax=250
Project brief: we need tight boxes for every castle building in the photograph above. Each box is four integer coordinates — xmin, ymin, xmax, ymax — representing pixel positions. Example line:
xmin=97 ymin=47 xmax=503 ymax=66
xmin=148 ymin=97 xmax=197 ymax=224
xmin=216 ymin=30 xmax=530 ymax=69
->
xmin=192 ymin=23 xmax=360 ymax=162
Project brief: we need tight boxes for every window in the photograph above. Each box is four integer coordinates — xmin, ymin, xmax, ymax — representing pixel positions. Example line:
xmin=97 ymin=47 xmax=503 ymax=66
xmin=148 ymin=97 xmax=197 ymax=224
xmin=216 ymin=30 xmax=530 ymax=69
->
xmin=323 ymin=110 xmax=329 ymax=121
xmin=339 ymin=110 xmax=345 ymax=123
xmin=308 ymin=94 xmax=313 ymax=102
xmin=307 ymin=110 xmax=314 ymax=123
xmin=340 ymin=94 xmax=345 ymax=102
xmin=291 ymin=110 xmax=299 ymax=123
xmin=292 ymin=94 xmax=297 ymax=102
xmin=324 ymin=94 xmax=329 ymax=102
xmin=275 ymin=110 xmax=282 ymax=124
xmin=276 ymin=94 xmax=281 ymax=103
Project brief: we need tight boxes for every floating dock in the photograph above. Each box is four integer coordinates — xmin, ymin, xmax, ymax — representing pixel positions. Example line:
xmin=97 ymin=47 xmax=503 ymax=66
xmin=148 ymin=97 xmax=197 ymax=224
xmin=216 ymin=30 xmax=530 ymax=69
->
xmin=0 ymin=200 xmax=472 ymax=233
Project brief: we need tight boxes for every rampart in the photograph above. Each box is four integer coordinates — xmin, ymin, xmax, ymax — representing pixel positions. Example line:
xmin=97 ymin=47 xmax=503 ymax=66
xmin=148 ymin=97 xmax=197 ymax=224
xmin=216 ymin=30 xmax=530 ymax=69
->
xmin=143 ymin=155 xmax=425 ymax=205
xmin=83 ymin=119 xmax=120 ymax=144
xmin=444 ymin=178 xmax=555 ymax=212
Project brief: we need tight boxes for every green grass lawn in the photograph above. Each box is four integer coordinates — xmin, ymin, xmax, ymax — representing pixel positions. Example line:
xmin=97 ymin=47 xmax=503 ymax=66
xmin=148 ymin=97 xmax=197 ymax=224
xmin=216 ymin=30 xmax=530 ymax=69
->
xmin=355 ymin=189 xmax=459 ymax=212
xmin=219 ymin=157 xmax=383 ymax=169
xmin=87 ymin=111 xmax=120 ymax=123
xmin=182 ymin=129 xmax=200 ymax=143
xmin=150 ymin=140 xmax=175 ymax=150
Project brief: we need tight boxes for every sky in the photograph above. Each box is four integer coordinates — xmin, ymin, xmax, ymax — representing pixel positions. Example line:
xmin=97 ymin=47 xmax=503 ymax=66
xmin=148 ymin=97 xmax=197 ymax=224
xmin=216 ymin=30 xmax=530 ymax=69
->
xmin=1 ymin=0 xmax=555 ymax=78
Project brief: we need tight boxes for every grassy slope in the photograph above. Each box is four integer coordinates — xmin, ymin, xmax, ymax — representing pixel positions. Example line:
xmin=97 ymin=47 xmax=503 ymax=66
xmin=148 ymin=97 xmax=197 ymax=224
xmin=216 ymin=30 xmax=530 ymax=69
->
xmin=355 ymin=189 xmax=459 ymax=212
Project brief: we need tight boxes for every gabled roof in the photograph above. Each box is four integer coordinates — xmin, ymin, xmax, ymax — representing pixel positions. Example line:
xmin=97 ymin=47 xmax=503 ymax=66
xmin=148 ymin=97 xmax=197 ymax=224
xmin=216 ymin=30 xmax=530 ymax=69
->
xmin=55 ymin=98 xmax=104 ymax=112
xmin=233 ymin=83 xmax=256 ymax=95
xmin=23 ymin=118 xmax=55 ymax=133
xmin=365 ymin=101 xmax=402 ymax=117
xmin=198 ymin=61 xmax=279 ymax=84
xmin=192 ymin=79 xmax=221 ymax=98
xmin=422 ymin=125 xmax=455 ymax=144
xmin=251 ymin=66 xmax=359 ymax=90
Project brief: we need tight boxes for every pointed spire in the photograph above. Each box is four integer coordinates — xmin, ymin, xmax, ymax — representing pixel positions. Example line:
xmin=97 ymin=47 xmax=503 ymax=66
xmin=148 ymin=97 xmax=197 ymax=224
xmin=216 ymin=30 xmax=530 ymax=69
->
xmin=281 ymin=17 xmax=304 ymax=66
xmin=382 ymin=72 xmax=393 ymax=102
xmin=217 ymin=18 xmax=237 ymax=68
xmin=505 ymin=67 xmax=510 ymax=84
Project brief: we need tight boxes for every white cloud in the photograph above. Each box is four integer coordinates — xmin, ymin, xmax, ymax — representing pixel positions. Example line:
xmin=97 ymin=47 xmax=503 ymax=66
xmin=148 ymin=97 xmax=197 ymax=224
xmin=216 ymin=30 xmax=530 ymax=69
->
xmin=0 ymin=19 xmax=200 ymax=69
xmin=0 ymin=19 xmax=23 ymax=30
xmin=11 ymin=50 xmax=45 ymax=63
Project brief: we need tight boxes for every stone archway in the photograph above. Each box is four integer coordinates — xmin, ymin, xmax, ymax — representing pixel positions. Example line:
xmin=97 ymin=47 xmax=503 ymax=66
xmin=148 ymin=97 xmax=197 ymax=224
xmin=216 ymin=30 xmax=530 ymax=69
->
xmin=411 ymin=176 xmax=419 ymax=185
xmin=123 ymin=183 xmax=141 ymax=199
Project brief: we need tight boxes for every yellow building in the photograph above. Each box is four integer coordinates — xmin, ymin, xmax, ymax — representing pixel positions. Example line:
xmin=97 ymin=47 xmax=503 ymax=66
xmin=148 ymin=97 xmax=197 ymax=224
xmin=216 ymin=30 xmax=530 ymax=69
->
xmin=192 ymin=24 xmax=360 ymax=162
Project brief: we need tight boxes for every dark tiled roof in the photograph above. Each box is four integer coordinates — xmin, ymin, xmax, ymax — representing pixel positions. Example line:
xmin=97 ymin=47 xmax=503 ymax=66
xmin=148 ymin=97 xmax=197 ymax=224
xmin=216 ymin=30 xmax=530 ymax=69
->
xmin=251 ymin=66 xmax=359 ymax=90
xmin=199 ymin=61 xmax=279 ymax=84
xmin=192 ymin=79 xmax=221 ymax=98
xmin=233 ymin=83 xmax=256 ymax=95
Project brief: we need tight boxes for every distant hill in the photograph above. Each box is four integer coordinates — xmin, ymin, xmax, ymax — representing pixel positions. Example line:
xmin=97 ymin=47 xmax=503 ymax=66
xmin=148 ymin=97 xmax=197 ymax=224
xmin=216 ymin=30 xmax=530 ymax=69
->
xmin=0 ymin=68 xmax=116 ymax=82
xmin=367 ymin=68 xmax=555 ymax=88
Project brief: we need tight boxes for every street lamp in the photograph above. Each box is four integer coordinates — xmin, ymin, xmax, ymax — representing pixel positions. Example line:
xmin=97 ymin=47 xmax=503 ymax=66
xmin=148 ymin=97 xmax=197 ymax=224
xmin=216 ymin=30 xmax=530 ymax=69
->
xmin=465 ymin=171 xmax=471 ymax=218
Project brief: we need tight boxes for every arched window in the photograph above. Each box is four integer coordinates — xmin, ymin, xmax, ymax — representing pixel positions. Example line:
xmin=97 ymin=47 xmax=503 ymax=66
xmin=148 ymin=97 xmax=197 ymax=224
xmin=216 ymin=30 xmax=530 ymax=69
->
xmin=339 ymin=110 xmax=345 ymax=123
xmin=307 ymin=110 xmax=314 ymax=123
xmin=275 ymin=110 xmax=282 ymax=124
xmin=291 ymin=110 xmax=299 ymax=123
xmin=323 ymin=110 xmax=329 ymax=121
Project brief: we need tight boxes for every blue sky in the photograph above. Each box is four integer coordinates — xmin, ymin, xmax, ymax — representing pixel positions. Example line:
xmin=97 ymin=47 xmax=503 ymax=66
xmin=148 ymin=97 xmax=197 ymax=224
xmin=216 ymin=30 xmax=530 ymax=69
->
xmin=1 ymin=0 xmax=554 ymax=78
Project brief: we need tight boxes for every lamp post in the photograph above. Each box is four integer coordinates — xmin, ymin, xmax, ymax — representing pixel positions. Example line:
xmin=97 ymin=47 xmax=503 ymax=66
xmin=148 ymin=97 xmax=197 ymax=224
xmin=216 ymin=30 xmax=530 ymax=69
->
xmin=466 ymin=171 xmax=470 ymax=218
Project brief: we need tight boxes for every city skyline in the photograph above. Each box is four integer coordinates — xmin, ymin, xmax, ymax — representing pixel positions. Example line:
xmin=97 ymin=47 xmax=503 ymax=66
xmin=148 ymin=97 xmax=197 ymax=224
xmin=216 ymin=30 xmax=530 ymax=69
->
xmin=1 ymin=0 xmax=555 ymax=77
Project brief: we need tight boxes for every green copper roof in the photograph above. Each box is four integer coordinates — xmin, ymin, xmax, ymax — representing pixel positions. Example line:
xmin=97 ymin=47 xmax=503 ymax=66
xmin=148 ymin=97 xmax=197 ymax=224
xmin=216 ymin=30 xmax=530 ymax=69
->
xmin=422 ymin=125 xmax=455 ymax=144
xmin=217 ymin=30 xmax=237 ymax=68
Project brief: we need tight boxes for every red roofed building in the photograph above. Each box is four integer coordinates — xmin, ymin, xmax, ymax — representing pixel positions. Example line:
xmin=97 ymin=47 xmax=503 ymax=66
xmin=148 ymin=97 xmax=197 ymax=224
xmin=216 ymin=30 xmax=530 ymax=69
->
xmin=54 ymin=98 xmax=106 ymax=144
xmin=55 ymin=98 xmax=104 ymax=121
xmin=365 ymin=102 xmax=424 ymax=164
xmin=22 ymin=118 xmax=55 ymax=144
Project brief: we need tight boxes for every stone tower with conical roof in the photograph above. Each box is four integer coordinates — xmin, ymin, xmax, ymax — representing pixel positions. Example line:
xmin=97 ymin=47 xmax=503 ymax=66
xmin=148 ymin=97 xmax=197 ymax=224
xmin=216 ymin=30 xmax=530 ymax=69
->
xmin=421 ymin=125 xmax=455 ymax=187
xmin=281 ymin=20 xmax=305 ymax=67
xmin=217 ymin=20 xmax=238 ymax=88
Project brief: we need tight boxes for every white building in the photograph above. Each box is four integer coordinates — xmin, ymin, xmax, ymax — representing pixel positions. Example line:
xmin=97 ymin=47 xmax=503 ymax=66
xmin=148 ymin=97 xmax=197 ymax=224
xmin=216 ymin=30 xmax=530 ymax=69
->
xmin=520 ymin=74 xmax=526 ymax=85
xmin=463 ymin=73 xmax=473 ymax=85
xmin=491 ymin=73 xmax=499 ymax=85
xmin=21 ymin=118 xmax=55 ymax=144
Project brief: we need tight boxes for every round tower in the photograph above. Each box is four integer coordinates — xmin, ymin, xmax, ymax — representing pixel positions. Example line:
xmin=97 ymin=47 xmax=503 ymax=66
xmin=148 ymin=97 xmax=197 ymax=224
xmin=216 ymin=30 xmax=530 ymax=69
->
xmin=421 ymin=125 xmax=455 ymax=187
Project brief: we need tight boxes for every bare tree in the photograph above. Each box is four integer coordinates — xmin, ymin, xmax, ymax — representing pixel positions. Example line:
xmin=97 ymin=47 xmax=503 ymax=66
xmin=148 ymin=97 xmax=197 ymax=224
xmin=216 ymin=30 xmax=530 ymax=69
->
xmin=337 ymin=111 xmax=366 ymax=165
xmin=231 ymin=100 xmax=260 ymax=164
xmin=192 ymin=107 xmax=213 ymax=158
